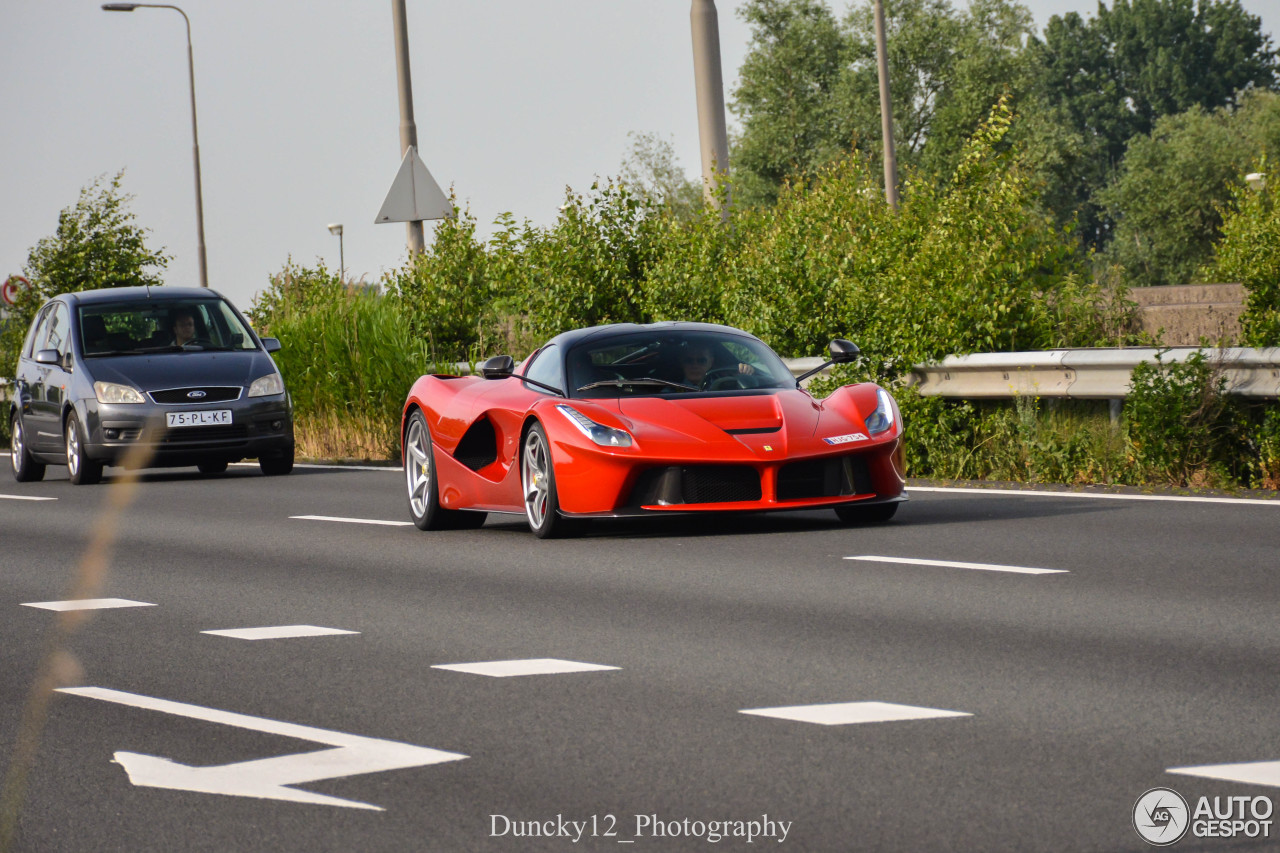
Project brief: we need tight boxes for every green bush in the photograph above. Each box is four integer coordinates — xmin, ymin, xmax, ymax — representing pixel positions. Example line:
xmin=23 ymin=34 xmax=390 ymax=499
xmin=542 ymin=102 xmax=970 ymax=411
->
xmin=1125 ymin=351 xmax=1245 ymax=486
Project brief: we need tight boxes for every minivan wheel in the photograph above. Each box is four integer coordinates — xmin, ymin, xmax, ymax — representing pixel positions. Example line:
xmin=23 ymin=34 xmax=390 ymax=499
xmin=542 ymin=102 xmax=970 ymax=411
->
xmin=198 ymin=459 xmax=229 ymax=475
xmin=65 ymin=412 xmax=104 ymax=485
xmin=10 ymin=414 xmax=46 ymax=482
xmin=259 ymin=444 xmax=294 ymax=476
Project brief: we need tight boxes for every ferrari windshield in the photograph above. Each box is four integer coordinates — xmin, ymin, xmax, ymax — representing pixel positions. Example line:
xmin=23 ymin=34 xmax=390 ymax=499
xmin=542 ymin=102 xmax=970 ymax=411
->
xmin=78 ymin=299 xmax=259 ymax=356
xmin=568 ymin=330 xmax=795 ymax=399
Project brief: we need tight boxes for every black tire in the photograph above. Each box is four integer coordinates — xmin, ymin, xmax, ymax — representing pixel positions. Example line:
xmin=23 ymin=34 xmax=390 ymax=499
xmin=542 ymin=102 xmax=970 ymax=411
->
xmin=10 ymin=413 xmax=46 ymax=483
xmin=259 ymin=444 xmax=294 ymax=476
xmin=520 ymin=422 xmax=576 ymax=539
xmin=835 ymin=501 xmax=898 ymax=525
xmin=198 ymin=459 xmax=229 ymax=475
xmin=65 ymin=412 xmax=104 ymax=485
xmin=403 ymin=410 xmax=487 ymax=530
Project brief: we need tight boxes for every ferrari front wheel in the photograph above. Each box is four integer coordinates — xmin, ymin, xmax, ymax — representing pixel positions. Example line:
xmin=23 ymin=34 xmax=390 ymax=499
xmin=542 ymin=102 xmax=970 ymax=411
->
xmin=521 ymin=422 xmax=575 ymax=539
xmin=404 ymin=410 xmax=485 ymax=531
xmin=835 ymin=501 xmax=898 ymax=525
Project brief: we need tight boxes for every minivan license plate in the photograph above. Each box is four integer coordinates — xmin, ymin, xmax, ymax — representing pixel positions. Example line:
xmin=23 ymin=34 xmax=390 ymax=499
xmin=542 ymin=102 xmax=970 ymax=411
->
xmin=166 ymin=410 xmax=232 ymax=428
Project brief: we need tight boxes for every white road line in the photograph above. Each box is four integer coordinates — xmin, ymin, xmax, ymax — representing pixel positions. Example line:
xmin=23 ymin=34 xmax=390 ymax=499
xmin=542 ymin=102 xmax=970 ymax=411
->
xmin=232 ymin=461 xmax=402 ymax=472
xmin=432 ymin=658 xmax=620 ymax=678
xmin=910 ymin=485 xmax=1280 ymax=507
xmin=740 ymin=701 xmax=972 ymax=726
xmin=0 ymin=493 xmax=57 ymax=501
xmin=290 ymin=515 xmax=413 ymax=527
xmin=1168 ymin=760 xmax=1280 ymax=789
xmin=22 ymin=598 xmax=156 ymax=611
xmin=845 ymin=556 xmax=1068 ymax=575
xmin=203 ymin=625 xmax=360 ymax=641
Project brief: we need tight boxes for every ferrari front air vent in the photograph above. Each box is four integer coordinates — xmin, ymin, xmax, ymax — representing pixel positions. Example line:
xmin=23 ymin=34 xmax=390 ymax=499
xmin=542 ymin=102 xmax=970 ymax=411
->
xmin=629 ymin=465 xmax=762 ymax=506
xmin=454 ymin=417 xmax=499 ymax=471
xmin=776 ymin=454 xmax=873 ymax=501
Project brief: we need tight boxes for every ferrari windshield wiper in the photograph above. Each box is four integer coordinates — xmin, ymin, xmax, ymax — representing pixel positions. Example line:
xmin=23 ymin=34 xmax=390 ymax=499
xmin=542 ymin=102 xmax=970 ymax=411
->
xmin=576 ymin=378 xmax=699 ymax=393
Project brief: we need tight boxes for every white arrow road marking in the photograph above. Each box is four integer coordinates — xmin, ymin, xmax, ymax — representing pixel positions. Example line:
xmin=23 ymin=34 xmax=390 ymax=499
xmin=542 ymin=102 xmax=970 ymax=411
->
xmin=57 ymin=687 xmax=467 ymax=811
xmin=1168 ymin=760 xmax=1280 ymax=788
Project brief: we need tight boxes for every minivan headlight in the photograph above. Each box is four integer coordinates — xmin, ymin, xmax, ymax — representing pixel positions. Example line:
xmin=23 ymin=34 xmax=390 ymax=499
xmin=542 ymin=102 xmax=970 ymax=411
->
xmin=557 ymin=404 xmax=633 ymax=447
xmin=94 ymin=382 xmax=145 ymax=404
xmin=865 ymin=387 xmax=897 ymax=435
xmin=248 ymin=373 xmax=285 ymax=397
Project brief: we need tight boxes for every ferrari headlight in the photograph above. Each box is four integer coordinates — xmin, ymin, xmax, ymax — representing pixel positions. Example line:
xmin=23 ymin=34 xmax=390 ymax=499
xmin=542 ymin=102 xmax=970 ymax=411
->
xmin=93 ymin=381 xmax=145 ymax=404
xmin=557 ymin=404 xmax=633 ymax=448
xmin=247 ymin=373 xmax=285 ymax=397
xmin=865 ymin=387 xmax=897 ymax=435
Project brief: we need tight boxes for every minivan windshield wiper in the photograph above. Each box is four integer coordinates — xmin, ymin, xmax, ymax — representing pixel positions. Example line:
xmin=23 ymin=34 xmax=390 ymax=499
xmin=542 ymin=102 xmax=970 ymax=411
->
xmin=139 ymin=343 xmax=237 ymax=353
xmin=576 ymin=378 xmax=699 ymax=393
xmin=85 ymin=349 xmax=146 ymax=357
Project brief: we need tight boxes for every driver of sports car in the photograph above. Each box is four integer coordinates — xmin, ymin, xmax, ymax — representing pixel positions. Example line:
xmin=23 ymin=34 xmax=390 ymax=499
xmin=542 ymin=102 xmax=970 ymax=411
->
xmin=680 ymin=343 xmax=754 ymax=388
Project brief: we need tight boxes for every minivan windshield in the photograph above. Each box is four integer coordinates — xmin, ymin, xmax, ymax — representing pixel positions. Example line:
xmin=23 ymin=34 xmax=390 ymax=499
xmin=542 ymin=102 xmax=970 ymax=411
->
xmin=568 ymin=330 xmax=795 ymax=399
xmin=78 ymin=299 xmax=258 ymax=356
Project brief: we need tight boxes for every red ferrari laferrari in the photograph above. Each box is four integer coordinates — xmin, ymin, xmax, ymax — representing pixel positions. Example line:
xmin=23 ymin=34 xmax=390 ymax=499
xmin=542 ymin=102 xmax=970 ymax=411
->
xmin=401 ymin=322 xmax=906 ymax=537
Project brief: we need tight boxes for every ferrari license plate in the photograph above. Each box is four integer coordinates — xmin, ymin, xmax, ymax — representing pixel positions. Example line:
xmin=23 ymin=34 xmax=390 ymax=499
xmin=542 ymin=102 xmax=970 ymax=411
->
xmin=166 ymin=410 xmax=232 ymax=428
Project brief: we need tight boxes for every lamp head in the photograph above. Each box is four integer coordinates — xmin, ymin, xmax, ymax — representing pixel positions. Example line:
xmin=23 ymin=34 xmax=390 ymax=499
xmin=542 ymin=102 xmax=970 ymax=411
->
xmin=327 ymin=223 xmax=344 ymax=236
xmin=102 ymin=4 xmax=140 ymax=10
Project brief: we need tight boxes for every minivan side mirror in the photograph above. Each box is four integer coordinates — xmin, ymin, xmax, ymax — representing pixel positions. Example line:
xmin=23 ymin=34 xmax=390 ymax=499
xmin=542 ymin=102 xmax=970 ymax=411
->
xmin=480 ymin=355 xmax=515 ymax=379
xmin=261 ymin=337 xmax=282 ymax=353
xmin=34 ymin=349 xmax=60 ymax=365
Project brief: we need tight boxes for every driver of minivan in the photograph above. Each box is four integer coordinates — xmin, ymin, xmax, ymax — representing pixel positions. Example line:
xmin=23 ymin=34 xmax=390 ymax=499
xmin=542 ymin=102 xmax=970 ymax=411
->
xmin=170 ymin=307 xmax=197 ymax=346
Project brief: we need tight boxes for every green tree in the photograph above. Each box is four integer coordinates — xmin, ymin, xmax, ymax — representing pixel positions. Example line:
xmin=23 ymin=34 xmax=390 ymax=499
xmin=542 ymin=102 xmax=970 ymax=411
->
xmin=731 ymin=0 xmax=848 ymax=206
xmin=1207 ymin=157 xmax=1280 ymax=345
xmin=1098 ymin=91 xmax=1280 ymax=286
xmin=1028 ymin=0 xmax=1278 ymax=248
xmin=618 ymin=131 xmax=704 ymax=220
xmin=730 ymin=0 xmax=1039 ymax=205
xmin=2 ymin=171 xmax=169 ymax=384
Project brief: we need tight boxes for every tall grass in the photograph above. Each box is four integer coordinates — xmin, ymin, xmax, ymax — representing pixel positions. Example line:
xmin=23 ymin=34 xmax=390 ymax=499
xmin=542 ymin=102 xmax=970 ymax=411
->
xmin=267 ymin=289 xmax=437 ymax=461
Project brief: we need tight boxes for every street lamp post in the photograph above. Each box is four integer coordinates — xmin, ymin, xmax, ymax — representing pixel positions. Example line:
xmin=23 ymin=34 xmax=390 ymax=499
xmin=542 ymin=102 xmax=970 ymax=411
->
xmin=327 ymin=224 xmax=345 ymax=284
xmin=102 ymin=3 xmax=209 ymax=288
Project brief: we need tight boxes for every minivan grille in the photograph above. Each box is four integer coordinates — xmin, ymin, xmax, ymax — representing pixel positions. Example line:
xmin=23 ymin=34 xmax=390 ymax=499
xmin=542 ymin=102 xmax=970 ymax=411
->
xmin=149 ymin=386 xmax=242 ymax=404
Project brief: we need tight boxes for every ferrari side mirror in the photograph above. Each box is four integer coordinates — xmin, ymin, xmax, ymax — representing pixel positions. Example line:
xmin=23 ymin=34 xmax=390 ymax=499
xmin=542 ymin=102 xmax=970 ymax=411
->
xmin=829 ymin=339 xmax=860 ymax=363
xmin=480 ymin=355 xmax=515 ymax=379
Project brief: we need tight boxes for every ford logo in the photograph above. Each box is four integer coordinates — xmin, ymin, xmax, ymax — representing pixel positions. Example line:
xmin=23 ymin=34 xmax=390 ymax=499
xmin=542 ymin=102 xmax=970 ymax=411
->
xmin=187 ymin=390 xmax=207 ymax=399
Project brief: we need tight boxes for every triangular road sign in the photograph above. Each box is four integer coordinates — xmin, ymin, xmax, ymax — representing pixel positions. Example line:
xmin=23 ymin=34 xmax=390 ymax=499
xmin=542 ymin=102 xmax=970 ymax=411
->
xmin=375 ymin=146 xmax=453 ymax=223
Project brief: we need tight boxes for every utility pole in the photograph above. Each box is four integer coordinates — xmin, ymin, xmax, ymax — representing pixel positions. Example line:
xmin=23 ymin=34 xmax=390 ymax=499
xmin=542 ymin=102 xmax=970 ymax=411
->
xmin=873 ymin=0 xmax=899 ymax=209
xmin=691 ymin=0 xmax=731 ymax=218
xmin=391 ymin=0 xmax=425 ymax=254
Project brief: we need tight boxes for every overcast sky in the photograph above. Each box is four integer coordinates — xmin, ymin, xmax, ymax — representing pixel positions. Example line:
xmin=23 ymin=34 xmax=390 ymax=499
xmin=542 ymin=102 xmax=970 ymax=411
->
xmin=2 ymin=0 xmax=1275 ymax=313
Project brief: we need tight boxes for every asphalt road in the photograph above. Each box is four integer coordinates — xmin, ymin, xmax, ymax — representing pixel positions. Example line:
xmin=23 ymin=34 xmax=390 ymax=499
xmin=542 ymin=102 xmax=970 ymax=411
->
xmin=2 ymin=460 xmax=1279 ymax=852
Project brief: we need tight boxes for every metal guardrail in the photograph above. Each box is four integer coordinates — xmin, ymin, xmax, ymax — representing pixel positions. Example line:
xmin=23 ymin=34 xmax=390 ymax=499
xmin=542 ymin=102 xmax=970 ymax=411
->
xmin=783 ymin=348 xmax=1280 ymax=399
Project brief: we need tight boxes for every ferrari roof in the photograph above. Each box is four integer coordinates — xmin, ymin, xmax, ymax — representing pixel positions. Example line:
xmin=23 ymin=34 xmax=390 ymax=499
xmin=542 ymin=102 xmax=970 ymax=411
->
xmin=545 ymin=321 xmax=764 ymax=350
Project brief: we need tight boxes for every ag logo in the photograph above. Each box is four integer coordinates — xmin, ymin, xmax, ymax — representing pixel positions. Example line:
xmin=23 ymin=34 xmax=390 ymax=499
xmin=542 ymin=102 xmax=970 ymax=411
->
xmin=1134 ymin=787 xmax=1190 ymax=846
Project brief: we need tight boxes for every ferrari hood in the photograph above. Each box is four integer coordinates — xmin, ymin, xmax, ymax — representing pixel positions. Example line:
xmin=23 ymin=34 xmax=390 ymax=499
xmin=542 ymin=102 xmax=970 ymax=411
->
xmin=614 ymin=391 xmax=822 ymax=445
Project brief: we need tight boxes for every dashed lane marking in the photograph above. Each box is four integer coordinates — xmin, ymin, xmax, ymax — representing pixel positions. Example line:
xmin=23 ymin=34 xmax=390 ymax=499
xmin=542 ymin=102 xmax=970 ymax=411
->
xmin=203 ymin=625 xmax=360 ymax=640
xmin=845 ymin=555 xmax=1068 ymax=575
xmin=1168 ymin=760 xmax=1280 ymax=789
xmin=1 ymin=493 xmax=57 ymax=501
xmin=290 ymin=515 xmax=413 ymax=527
xmin=22 ymin=598 xmax=156 ymax=611
xmin=432 ymin=658 xmax=620 ymax=677
xmin=740 ymin=701 xmax=972 ymax=726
